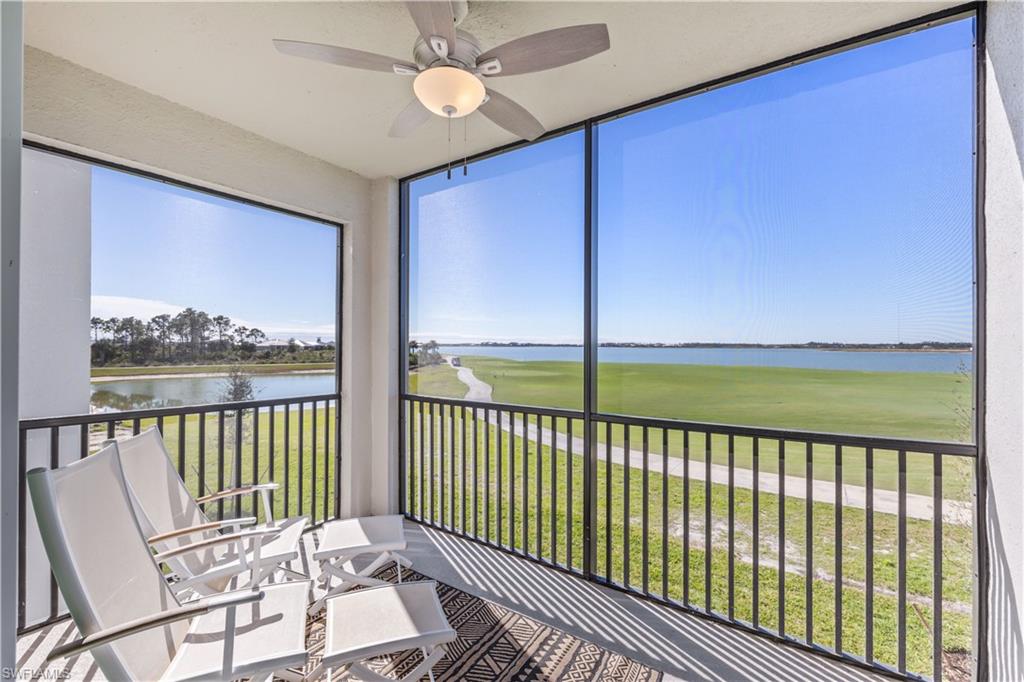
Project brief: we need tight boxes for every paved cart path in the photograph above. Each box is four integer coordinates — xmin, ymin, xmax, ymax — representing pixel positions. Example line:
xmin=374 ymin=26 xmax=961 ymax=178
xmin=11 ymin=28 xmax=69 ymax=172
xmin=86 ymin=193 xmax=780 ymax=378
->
xmin=446 ymin=356 xmax=493 ymax=402
xmin=449 ymin=362 xmax=970 ymax=525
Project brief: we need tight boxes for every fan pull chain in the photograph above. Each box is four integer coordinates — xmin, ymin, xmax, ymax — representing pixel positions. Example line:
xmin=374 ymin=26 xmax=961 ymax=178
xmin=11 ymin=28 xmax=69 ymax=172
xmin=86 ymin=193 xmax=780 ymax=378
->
xmin=463 ymin=117 xmax=468 ymax=176
xmin=446 ymin=113 xmax=452 ymax=180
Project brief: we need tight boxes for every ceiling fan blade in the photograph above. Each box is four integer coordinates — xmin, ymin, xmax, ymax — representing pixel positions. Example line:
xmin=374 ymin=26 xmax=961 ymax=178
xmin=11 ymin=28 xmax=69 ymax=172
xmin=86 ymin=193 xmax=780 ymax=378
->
xmin=477 ymin=24 xmax=610 ymax=77
xmin=389 ymin=98 xmax=433 ymax=138
xmin=405 ymin=1 xmax=457 ymax=59
xmin=480 ymin=89 xmax=545 ymax=141
xmin=273 ymin=39 xmax=417 ymax=74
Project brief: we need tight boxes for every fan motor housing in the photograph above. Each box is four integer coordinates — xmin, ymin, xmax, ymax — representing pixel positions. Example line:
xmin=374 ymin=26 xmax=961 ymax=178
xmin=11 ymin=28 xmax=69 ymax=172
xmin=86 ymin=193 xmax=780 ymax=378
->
xmin=413 ymin=29 xmax=482 ymax=71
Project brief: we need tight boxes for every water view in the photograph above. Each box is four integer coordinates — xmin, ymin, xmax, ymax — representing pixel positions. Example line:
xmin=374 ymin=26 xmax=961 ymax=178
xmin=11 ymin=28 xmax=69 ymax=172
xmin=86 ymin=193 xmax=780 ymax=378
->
xmin=439 ymin=345 xmax=972 ymax=373
xmin=91 ymin=371 xmax=336 ymax=410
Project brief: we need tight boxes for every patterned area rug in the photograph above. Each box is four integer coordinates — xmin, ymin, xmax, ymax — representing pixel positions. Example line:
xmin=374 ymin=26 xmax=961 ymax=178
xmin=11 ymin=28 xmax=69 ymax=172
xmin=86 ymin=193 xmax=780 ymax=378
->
xmin=303 ymin=566 xmax=662 ymax=681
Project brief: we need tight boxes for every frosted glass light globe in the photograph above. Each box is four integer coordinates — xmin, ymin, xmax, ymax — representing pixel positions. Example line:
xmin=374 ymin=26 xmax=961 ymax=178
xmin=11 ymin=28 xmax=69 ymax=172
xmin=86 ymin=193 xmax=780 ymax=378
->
xmin=413 ymin=66 xmax=486 ymax=118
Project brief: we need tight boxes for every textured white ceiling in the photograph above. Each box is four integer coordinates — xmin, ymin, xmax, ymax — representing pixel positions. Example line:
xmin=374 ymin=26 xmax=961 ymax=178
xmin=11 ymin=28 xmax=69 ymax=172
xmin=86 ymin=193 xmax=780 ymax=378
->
xmin=25 ymin=1 xmax=959 ymax=179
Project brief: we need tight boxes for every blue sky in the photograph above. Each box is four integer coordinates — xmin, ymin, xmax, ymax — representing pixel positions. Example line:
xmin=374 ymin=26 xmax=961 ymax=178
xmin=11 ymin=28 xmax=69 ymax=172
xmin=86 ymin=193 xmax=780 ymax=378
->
xmin=409 ymin=17 xmax=976 ymax=346
xmin=91 ymin=169 xmax=337 ymax=340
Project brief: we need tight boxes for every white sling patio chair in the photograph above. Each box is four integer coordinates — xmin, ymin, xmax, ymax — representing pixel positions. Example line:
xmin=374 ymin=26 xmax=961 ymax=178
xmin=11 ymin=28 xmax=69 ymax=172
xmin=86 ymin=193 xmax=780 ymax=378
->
xmin=27 ymin=444 xmax=309 ymax=681
xmin=116 ymin=426 xmax=308 ymax=596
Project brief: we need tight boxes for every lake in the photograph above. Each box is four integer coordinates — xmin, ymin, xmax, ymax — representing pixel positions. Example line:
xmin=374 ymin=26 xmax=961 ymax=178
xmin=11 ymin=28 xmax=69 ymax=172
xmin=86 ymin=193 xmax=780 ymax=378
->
xmin=91 ymin=372 xmax=336 ymax=411
xmin=438 ymin=345 xmax=973 ymax=373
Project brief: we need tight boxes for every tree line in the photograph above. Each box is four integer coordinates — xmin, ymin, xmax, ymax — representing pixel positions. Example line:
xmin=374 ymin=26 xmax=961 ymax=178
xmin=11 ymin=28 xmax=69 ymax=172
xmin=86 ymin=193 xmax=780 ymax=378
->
xmin=91 ymin=308 xmax=332 ymax=366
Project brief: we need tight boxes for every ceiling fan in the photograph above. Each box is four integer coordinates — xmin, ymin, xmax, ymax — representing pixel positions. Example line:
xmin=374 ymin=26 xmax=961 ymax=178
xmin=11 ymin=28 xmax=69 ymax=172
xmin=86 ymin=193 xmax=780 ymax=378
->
xmin=273 ymin=1 xmax=610 ymax=142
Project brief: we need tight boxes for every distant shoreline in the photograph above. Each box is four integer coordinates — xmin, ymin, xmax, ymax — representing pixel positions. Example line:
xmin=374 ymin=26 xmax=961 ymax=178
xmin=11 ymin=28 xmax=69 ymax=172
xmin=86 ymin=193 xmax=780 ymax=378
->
xmin=432 ymin=343 xmax=971 ymax=353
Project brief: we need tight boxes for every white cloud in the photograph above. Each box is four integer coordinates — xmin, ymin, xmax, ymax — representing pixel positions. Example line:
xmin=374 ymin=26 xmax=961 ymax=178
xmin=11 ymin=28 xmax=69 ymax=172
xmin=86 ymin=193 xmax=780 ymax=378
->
xmin=91 ymin=295 xmax=184 ymax=320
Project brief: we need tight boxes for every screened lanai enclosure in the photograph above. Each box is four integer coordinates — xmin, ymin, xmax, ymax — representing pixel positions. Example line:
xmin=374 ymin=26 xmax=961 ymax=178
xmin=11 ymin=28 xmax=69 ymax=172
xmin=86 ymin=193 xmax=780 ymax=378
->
xmin=3 ymin=2 xmax=1023 ymax=682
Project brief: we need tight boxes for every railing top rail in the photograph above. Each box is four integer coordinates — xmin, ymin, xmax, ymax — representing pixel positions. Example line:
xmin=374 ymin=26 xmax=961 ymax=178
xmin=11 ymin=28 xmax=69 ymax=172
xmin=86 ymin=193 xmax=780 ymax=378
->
xmin=593 ymin=411 xmax=977 ymax=457
xmin=402 ymin=392 xmax=584 ymax=419
xmin=20 ymin=393 xmax=339 ymax=430
xmin=401 ymin=392 xmax=977 ymax=457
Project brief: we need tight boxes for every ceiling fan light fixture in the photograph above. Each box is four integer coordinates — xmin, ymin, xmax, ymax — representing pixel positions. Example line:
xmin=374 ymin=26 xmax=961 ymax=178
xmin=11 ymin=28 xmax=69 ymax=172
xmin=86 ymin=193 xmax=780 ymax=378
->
xmin=413 ymin=66 xmax=485 ymax=118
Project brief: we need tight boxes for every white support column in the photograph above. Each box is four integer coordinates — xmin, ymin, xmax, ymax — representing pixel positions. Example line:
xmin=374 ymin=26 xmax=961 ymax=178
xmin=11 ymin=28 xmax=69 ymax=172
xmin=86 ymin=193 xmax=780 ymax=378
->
xmin=369 ymin=177 xmax=399 ymax=515
xmin=983 ymin=2 xmax=1024 ymax=680
xmin=0 ymin=1 xmax=22 ymax=671
xmin=340 ymin=203 xmax=373 ymax=519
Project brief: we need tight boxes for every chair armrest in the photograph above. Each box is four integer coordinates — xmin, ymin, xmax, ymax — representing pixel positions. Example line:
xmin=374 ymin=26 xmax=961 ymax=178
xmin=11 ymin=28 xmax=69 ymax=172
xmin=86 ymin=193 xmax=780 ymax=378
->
xmin=153 ymin=528 xmax=281 ymax=563
xmin=46 ymin=590 xmax=264 ymax=661
xmin=195 ymin=483 xmax=278 ymax=505
xmin=147 ymin=518 xmax=257 ymax=545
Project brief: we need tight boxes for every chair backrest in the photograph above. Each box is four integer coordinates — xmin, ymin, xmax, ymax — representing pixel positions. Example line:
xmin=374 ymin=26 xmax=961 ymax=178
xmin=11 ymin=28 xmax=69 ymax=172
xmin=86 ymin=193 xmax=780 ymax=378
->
xmin=28 ymin=444 xmax=187 ymax=681
xmin=116 ymin=426 xmax=218 ymax=577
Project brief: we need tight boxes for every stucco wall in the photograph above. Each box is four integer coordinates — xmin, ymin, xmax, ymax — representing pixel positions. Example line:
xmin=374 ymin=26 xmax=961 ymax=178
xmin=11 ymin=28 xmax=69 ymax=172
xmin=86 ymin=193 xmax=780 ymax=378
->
xmin=984 ymin=2 xmax=1024 ymax=679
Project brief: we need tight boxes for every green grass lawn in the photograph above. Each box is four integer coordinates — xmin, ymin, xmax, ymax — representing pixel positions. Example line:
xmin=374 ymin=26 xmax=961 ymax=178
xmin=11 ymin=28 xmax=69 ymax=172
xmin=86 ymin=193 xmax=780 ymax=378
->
xmin=91 ymin=404 xmax=337 ymax=525
xmin=408 ymin=363 xmax=466 ymax=397
xmin=408 ymin=357 xmax=975 ymax=498
xmin=91 ymin=362 xmax=335 ymax=378
xmin=403 ymin=409 xmax=972 ymax=679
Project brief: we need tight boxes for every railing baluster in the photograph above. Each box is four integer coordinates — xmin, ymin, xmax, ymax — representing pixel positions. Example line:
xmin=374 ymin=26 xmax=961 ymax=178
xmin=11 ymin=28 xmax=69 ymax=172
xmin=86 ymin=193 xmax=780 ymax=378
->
xmin=284 ymin=404 xmax=291 ymax=517
xmin=439 ymin=403 xmax=446 ymax=529
xmin=728 ymin=433 xmax=735 ymax=619
xmin=449 ymin=404 xmax=456 ymax=530
xmin=79 ymin=423 xmax=88 ymax=460
xmin=683 ymin=429 xmax=690 ymax=606
xmin=704 ymin=432 xmax=711 ymax=613
xmin=269 ymin=405 xmax=276 ymax=515
xmin=642 ymin=426 xmax=650 ymax=594
xmin=415 ymin=401 xmax=423 ymax=518
xmin=254 ymin=405 xmax=262 ymax=521
xmin=234 ymin=408 xmax=243 ymax=518
xmin=132 ymin=418 xmax=141 ymax=435
xmin=509 ymin=411 xmax=516 ymax=548
xmin=472 ymin=408 xmax=479 ymax=537
xmin=324 ymin=400 xmax=331 ymax=521
xmin=778 ymin=439 xmax=786 ymax=637
xmin=49 ymin=427 xmax=59 ymax=619
xmin=484 ymin=407 xmax=491 ymax=541
xmin=551 ymin=415 xmax=558 ymax=564
xmin=835 ymin=444 xmax=843 ymax=654
xmin=496 ymin=409 xmax=504 ymax=546
xmin=865 ymin=446 xmax=874 ymax=664
xmin=662 ymin=428 xmax=669 ymax=599
xmin=567 ymin=418 xmax=574 ymax=570
xmin=806 ymin=440 xmax=813 ymax=643
xmin=106 ymin=421 xmax=115 ymax=440
xmin=177 ymin=415 xmax=185 ymax=480
xmin=298 ymin=402 xmax=305 ymax=518
xmin=198 ymin=412 xmax=206 ymax=503
xmin=218 ymin=411 xmax=226 ymax=519
xmin=312 ymin=401 xmax=318 ymax=524
xmin=461 ymin=406 xmax=467 ymax=533
xmin=623 ymin=426 xmax=631 ymax=588
xmin=752 ymin=437 xmax=760 ymax=628
xmin=605 ymin=421 xmax=612 ymax=579
xmin=156 ymin=415 xmax=164 ymax=436
xmin=933 ymin=452 xmax=943 ymax=682
xmin=522 ymin=411 xmax=529 ymax=555
xmin=429 ymin=402 xmax=436 ymax=525
xmin=897 ymin=449 xmax=907 ymax=673
xmin=535 ymin=413 xmax=542 ymax=559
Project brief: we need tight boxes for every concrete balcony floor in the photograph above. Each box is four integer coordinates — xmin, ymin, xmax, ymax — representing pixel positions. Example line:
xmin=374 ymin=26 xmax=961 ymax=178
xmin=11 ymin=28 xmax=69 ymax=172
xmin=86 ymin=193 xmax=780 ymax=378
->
xmin=18 ymin=520 xmax=885 ymax=681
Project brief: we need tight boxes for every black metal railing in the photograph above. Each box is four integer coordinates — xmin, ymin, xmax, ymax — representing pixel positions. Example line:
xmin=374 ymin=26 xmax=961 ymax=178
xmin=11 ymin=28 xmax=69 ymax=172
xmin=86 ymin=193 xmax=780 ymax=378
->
xmin=17 ymin=393 xmax=340 ymax=634
xmin=400 ymin=394 xmax=978 ymax=682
